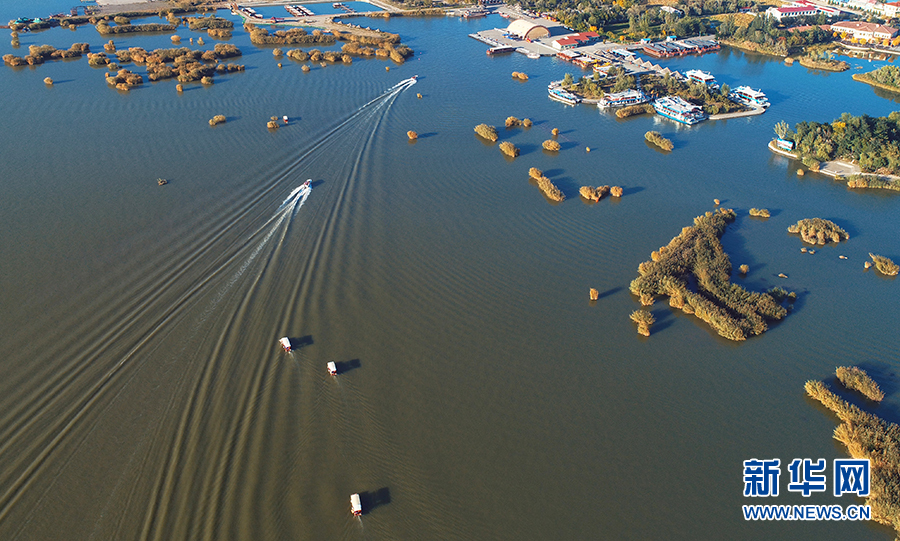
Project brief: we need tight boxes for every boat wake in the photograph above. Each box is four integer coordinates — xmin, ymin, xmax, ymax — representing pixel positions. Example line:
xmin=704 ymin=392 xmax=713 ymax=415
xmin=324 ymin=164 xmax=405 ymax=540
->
xmin=0 ymin=77 xmax=419 ymax=541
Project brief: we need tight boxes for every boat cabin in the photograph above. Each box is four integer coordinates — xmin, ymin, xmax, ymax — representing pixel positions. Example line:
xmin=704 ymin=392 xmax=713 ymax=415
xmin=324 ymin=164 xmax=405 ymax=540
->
xmin=279 ymin=337 xmax=292 ymax=352
xmin=350 ymin=493 xmax=362 ymax=516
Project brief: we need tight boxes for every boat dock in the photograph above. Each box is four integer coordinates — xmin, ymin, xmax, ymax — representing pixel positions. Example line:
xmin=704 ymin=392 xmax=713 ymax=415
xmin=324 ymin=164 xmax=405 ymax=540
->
xmin=709 ymin=105 xmax=767 ymax=120
xmin=642 ymin=37 xmax=720 ymax=58
xmin=286 ymin=5 xmax=315 ymax=17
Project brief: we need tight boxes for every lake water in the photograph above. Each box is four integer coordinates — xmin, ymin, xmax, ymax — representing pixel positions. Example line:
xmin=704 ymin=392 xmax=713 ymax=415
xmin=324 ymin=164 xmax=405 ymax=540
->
xmin=1 ymin=5 xmax=899 ymax=540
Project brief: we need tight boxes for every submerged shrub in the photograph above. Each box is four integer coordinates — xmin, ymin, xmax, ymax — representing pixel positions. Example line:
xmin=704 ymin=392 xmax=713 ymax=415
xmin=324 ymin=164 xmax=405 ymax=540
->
xmin=474 ymin=123 xmax=498 ymax=142
xmin=589 ymin=288 xmax=599 ymax=301
xmin=787 ymin=218 xmax=849 ymax=245
xmin=523 ymin=118 xmax=532 ymax=127
xmin=869 ymin=253 xmax=899 ymax=275
xmin=542 ymin=140 xmax=560 ymax=152
xmin=209 ymin=114 xmax=226 ymax=126
xmin=739 ymin=264 xmax=749 ymax=274
xmin=511 ymin=71 xmax=528 ymax=81
xmin=528 ymin=168 xmax=542 ymax=180
xmin=836 ymin=366 xmax=885 ymax=401
xmin=616 ymin=104 xmax=654 ymax=118
xmin=499 ymin=141 xmax=519 ymax=157
xmin=579 ymin=185 xmax=609 ymax=201
xmin=505 ymin=116 xmax=522 ymax=128
xmin=407 ymin=130 xmax=417 ymax=140
xmin=749 ymin=208 xmax=770 ymax=218
xmin=535 ymin=175 xmax=564 ymax=202
xmin=645 ymin=131 xmax=674 ymax=151
xmin=610 ymin=186 xmax=623 ymax=197
xmin=630 ymin=310 xmax=655 ymax=336
xmin=43 ymin=77 xmax=53 ymax=85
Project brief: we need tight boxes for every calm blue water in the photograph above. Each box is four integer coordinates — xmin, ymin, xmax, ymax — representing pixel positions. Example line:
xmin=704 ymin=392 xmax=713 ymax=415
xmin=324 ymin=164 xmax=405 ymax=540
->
xmin=0 ymin=6 xmax=898 ymax=540
xmin=250 ymin=2 xmax=383 ymax=18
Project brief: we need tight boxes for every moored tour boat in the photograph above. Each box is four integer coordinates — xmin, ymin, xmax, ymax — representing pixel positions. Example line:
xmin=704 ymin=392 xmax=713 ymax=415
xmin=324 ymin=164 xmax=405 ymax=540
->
xmin=730 ymin=85 xmax=769 ymax=108
xmin=685 ymin=69 xmax=719 ymax=90
xmin=652 ymin=96 xmax=707 ymax=125
xmin=548 ymin=87 xmax=581 ymax=105
xmin=597 ymin=89 xmax=648 ymax=108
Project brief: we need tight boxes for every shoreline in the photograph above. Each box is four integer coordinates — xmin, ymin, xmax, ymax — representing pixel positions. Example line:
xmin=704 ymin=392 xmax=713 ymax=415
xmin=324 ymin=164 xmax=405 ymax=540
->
xmin=767 ymin=140 xmax=900 ymax=183
xmin=851 ymin=73 xmax=900 ymax=95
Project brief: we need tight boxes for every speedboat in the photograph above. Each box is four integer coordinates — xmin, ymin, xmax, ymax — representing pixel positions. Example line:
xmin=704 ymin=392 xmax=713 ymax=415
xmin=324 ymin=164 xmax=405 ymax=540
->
xmin=279 ymin=337 xmax=292 ymax=352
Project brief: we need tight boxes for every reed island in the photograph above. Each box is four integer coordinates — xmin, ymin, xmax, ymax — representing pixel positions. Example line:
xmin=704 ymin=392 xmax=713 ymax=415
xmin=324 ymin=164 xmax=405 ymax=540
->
xmin=806 ymin=369 xmax=900 ymax=538
xmin=629 ymin=208 xmax=794 ymax=341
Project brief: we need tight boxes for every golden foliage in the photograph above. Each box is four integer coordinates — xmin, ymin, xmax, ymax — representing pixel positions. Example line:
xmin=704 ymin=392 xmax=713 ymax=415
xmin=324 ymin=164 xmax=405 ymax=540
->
xmin=551 ymin=128 xmax=559 ymax=137
xmin=739 ymin=264 xmax=749 ymax=274
xmin=805 ymin=377 xmax=900 ymax=534
xmin=836 ymin=366 xmax=885 ymax=401
xmin=630 ymin=310 xmax=655 ymax=336
xmin=535 ymin=175 xmax=564 ymax=202
xmin=787 ymin=218 xmax=849 ymax=245
xmin=542 ymin=140 xmax=560 ymax=152
xmin=528 ymin=168 xmax=542 ymax=180
xmin=579 ymin=185 xmax=609 ymax=202
xmin=610 ymin=186 xmax=623 ymax=197
xmin=505 ymin=116 xmax=522 ymax=128
xmin=523 ymin=118 xmax=533 ymax=127
xmin=209 ymin=114 xmax=226 ymax=126
xmin=474 ymin=124 xmax=498 ymax=142
xmin=869 ymin=253 xmax=899 ymax=275
xmin=629 ymin=208 xmax=792 ymax=341
xmin=511 ymin=71 xmax=528 ymax=81
xmin=749 ymin=208 xmax=770 ymax=218
xmin=43 ymin=77 xmax=53 ymax=85
xmin=589 ymin=288 xmax=599 ymax=301
xmin=644 ymin=131 xmax=673 ymax=151
xmin=407 ymin=130 xmax=417 ymax=140
xmin=616 ymin=103 xmax=654 ymax=118
xmin=499 ymin=141 xmax=520 ymax=157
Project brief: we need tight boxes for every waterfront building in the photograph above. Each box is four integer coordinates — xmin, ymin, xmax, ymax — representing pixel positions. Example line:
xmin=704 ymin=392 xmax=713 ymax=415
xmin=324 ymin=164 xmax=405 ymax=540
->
xmin=766 ymin=1 xmax=841 ymax=20
xmin=831 ymin=20 xmax=898 ymax=40
xmin=506 ymin=19 xmax=550 ymax=40
xmin=551 ymin=31 xmax=601 ymax=50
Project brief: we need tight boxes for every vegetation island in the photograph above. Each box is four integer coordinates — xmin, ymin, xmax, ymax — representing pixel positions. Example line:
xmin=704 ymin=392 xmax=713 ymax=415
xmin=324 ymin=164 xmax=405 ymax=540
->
xmin=560 ymin=70 xmax=742 ymax=116
xmin=787 ymin=218 xmax=849 ymax=245
xmin=835 ymin=365 xmax=885 ymax=402
xmin=629 ymin=208 xmax=794 ymax=341
xmin=854 ymin=65 xmax=900 ymax=94
xmin=644 ymin=131 xmax=673 ymax=151
xmin=806 ymin=372 xmax=900 ymax=537
xmin=869 ymin=253 xmax=899 ymax=275
xmin=529 ymin=168 xmax=565 ymax=202
xmin=773 ymin=114 xmax=900 ymax=188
